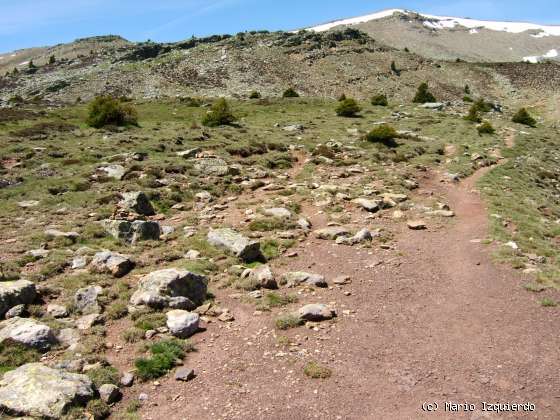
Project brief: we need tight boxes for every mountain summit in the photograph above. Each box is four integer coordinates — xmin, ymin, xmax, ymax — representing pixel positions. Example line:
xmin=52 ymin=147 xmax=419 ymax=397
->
xmin=307 ymin=9 xmax=560 ymax=62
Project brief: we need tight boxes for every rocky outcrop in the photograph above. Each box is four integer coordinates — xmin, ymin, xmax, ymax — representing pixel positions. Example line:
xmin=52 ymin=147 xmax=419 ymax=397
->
xmin=103 ymin=219 xmax=161 ymax=244
xmin=90 ymin=251 xmax=134 ymax=277
xmin=119 ymin=191 xmax=155 ymax=216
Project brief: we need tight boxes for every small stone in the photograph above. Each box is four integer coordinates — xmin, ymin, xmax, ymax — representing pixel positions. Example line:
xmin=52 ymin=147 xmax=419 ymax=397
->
xmin=218 ymin=312 xmax=234 ymax=322
xmin=120 ymin=373 xmax=134 ymax=387
xmin=166 ymin=310 xmax=200 ymax=338
xmin=175 ymin=367 xmax=195 ymax=382
xmin=407 ymin=220 xmax=427 ymax=230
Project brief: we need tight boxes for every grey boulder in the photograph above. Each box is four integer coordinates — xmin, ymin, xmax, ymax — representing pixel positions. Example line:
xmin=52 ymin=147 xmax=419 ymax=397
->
xmin=119 ymin=191 xmax=155 ymax=216
xmin=0 ymin=317 xmax=56 ymax=351
xmin=282 ymin=272 xmax=327 ymax=288
xmin=0 ymin=280 xmax=36 ymax=318
xmin=207 ymin=228 xmax=262 ymax=262
xmin=74 ymin=285 xmax=103 ymax=314
xmin=166 ymin=310 xmax=200 ymax=338
xmin=297 ymin=304 xmax=337 ymax=322
xmin=90 ymin=251 xmax=134 ymax=277
xmin=103 ymin=219 xmax=161 ymax=244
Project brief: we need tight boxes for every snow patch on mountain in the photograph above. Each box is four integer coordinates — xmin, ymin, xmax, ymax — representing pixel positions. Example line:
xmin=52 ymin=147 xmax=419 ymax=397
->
xmin=309 ymin=9 xmax=560 ymax=37
xmin=523 ymin=49 xmax=559 ymax=63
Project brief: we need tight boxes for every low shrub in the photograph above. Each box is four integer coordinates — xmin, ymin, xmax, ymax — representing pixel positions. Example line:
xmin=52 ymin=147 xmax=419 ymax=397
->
xmin=412 ymin=82 xmax=436 ymax=103
xmin=477 ymin=121 xmax=495 ymax=135
xmin=335 ymin=98 xmax=361 ymax=117
xmin=464 ymin=105 xmax=482 ymax=123
xmin=86 ymin=96 xmax=138 ymax=128
xmin=371 ymin=94 xmax=388 ymax=106
xmin=249 ymin=91 xmax=261 ymax=99
xmin=512 ymin=107 xmax=536 ymax=127
xmin=86 ymin=366 xmax=120 ymax=388
xmin=202 ymin=98 xmax=236 ymax=127
xmin=135 ymin=339 xmax=192 ymax=380
xmin=275 ymin=313 xmax=302 ymax=330
xmin=282 ymin=88 xmax=299 ymax=98
xmin=304 ymin=361 xmax=332 ymax=379
xmin=365 ymin=124 xmax=398 ymax=146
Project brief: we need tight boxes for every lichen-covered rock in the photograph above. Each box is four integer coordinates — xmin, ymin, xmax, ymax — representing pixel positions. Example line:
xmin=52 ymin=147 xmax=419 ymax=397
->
xmin=352 ymin=198 xmax=381 ymax=213
xmin=207 ymin=228 xmax=262 ymax=262
xmin=0 ymin=317 xmax=56 ymax=351
xmin=95 ymin=164 xmax=125 ymax=180
xmin=248 ymin=265 xmax=278 ymax=289
xmin=130 ymin=269 xmax=208 ymax=310
xmin=166 ymin=310 xmax=200 ymax=338
xmin=0 ymin=280 xmax=36 ymax=318
xmin=194 ymin=158 xmax=238 ymax=176
xmin=262 ymin=207 xmax=292 ymax=219
xmin=119 ymin=191 xmax=155 ymax=216
xmin=102 ymin=219 xmax=161 ymax=244
xmin=90 ymin=250 xmax=134 ymax=277
xmin=0 ymin=363 xmax=95 ymax=419
xmin=74 ymin=285 xmax=103 ymax=314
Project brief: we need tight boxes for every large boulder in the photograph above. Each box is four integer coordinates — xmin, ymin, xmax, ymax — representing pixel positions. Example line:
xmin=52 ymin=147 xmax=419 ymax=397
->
xmin=103 ymin=219 xmax=161 ymax=244
xmin=74 ymin=285 xmax=103 ymax=314
xmin=119 ymin=192 xmax=155 ymax=216
xmin=0 ymin=280 xmax=36 ymax=318
xmin=166 ymin=310 xmax=200 ymax=338
xmin=130 ymin=269 xmax=207 ymax=310
xmin=0 ymin=363 xmax=95 ymax=419
xmin=207 ymin=228 xmax=262 ymax=262
xmin=0 ymin=317 xmax=56 ymax=351
xmin=90 ymin=251 xmax=134 ymax=277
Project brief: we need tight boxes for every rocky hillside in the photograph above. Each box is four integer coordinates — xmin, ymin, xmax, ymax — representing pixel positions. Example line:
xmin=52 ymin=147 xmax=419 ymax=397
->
xmin=1 ymin=29 xmax=559 ymax=108
xmin=308 ymin=9 xmax=560 ymax=63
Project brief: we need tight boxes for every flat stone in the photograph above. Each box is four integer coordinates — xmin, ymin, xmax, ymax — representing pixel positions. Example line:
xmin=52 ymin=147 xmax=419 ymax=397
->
xmin=76 ymin=313 xmax=103 ymax=330
xmin=297 ymin=304 xmax=337 ymax=322
xmin=44 ymin=229 xmax=79 ymax=240
xmin=96 ymin=164 xmax=125 ymax=180
xmin=407 ymin=220 xmax=427 ymax=230
xmin=46 ymin=304 xmax=68 ymax=318
xmin=352 ymin=198 xmax=381 ymax=212
xmin=176 ymin=148 xmax=201 ymax=159
xmin=282 ymin=272 xmax=327 ymax=288
xmin=262 ymin=207 xmax=292 ymax=219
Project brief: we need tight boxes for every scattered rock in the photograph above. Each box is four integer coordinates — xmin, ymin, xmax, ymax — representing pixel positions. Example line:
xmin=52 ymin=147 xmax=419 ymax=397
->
xmin=17 ymin=200 xmax=39 ymax=208
xmin=90 ymin=251 xmax=134 ymax=277
xmin=184 ymin=250 xmax=201 ymax=260
xmin=217 ymin=311 xmax=235 ymax=322
xmin=194 ymin=158 xmax=238 ymax=176
xmin=262 ymin=207 xmax=292 ymax=219
xmin=76 ymin=313 xmax=103 ymax=330
xmin=0 ymin=363 xmax=95 ymax=418
xmin=96 ymin=164 xmax=125 ymax=180
xmin=407 ymin=220 xmax=427 ymax=230
xmin=420 ymin=102 xmax=445 ymax=110
xmin=44 ymin=229 xmax=79 ymax=241
xmin=26 ymin=248 xmax=50 ymax=259
xmin=176 ymin=148 xmax=201 ymax=159
xmin=248 ymin=265 xmax=278 ymax=289
xmin=0 ymin=280 xmax=36 ymax=318
xmin=297 ymin=217 xmax=312 ymax=230
xmin=130 ymin=269 xmax=208 ymax=310
xmin=46 ymin=304 xmax=68 ymax=318
xmin=0 ymin=317 xmax=56 ymax=351
xmin=99 ymin=384 xmax=122 ymax=404
xmin=119 ymin=192 xmax=155 ymax=216
xmin=352 ymin=198 xmax=381 ymax=213
xmin=120 ymin=373 xmax=134 ymax=387
xmin=207 ymin=228 xmax=262 ymax=262
xmin=166 ymin=310 xmax=200 ymax=338
xmin=5 ymin=304 xmax=26 ymax=319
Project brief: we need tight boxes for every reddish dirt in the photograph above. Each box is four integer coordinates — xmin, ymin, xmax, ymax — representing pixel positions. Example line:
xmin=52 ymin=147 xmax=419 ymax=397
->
xmin=109 ymin=160 xmax=560 ymax=420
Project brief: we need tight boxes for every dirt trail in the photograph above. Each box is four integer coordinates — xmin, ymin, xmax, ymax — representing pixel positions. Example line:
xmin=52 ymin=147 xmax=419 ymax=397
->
xmin=115 ymin=157 xmax=559 ymax=420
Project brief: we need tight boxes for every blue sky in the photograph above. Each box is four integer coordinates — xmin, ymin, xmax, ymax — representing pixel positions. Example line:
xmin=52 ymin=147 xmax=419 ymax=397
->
xmin=1 ymin=0 xmax=559 ymax=53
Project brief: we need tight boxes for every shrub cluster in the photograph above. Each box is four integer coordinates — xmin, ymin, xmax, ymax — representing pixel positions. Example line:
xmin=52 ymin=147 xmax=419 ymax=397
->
xmin=371 ymin=94 xmax=388 ymax=106
xmin=135 ymin=339 xmax=192 ymax=380
xmin=282 ymin=88 xmax=299 ymax=98
xmin=477 ymin=121 xmax=495 ymax=135
xmin=365 ymin=124 xmax=398 ymax=146
xmin=86 ymin=96 xmax=138 ymax=128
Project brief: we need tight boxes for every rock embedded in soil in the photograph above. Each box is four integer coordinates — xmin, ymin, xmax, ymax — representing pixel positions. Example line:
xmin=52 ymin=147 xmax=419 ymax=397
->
xmin=119 ymin=191 xmax=155 ymax=216
xmin=166 ymin=310 xmax=200 ymax=338
xmin=120 ymin=373 xmax=134 ymax=387
xmin=95 ymin=164 xmax=126 ymax=180
xmin=352 ymin=198 xmax=381 ymax=213
xmin=0 ymin=317 xmax=56 ymax=351
xmin=0 ymin=363 xmax=95 ymax=419
xmin=282 ymin=272 xmax=327 ymax=288
xmin=207 ymin=228 xmax=262 ymax=262
xmin=262 ymin=207 xmax=292 ymax=219
xmin=46 ymin=304 xmax=68 ymax=318
xmin=89 ymin=251 xmax=134 ymax=278
xmin=0 ymin=280 xmax=36 ymax=318
xmin=314 ymin=226 xmax=352 ymax=240
xmin=297 ymin=304 xmax=337 ymax=322
xmin=407 ymin=220 xmax=427 ymax=230
xmin=248 ymin=265 xmax=278 ymax=289
xmin=175 ymin=367 xmax=195 ymax=382
xmin=130 ymin=268 xmax=208 ymax=310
